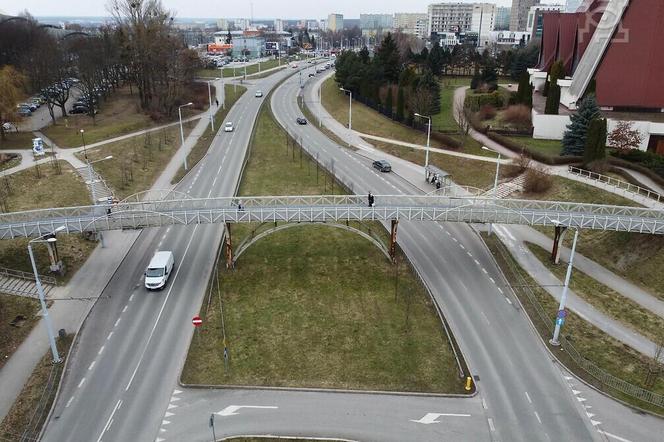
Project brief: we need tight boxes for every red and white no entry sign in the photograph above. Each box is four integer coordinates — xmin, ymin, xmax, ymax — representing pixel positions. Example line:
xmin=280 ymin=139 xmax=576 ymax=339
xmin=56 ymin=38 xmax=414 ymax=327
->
xmin=192 ymin=315 xmax=203 ymax=327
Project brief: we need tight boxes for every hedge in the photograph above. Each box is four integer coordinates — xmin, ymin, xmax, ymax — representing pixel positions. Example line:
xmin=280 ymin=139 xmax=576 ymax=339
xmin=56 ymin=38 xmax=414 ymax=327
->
xmin=464 ymin=91 xmax=505 ymax=112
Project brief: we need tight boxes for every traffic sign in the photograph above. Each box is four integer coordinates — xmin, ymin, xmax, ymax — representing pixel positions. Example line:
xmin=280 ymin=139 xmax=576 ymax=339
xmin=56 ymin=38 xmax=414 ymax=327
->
xmin=557 ymin=309 xmax=567 ymax=319
xmin=192 ymin=315 xmax=203 ymax=327
xmin=556 ymin=317 xmax=565 ymax=326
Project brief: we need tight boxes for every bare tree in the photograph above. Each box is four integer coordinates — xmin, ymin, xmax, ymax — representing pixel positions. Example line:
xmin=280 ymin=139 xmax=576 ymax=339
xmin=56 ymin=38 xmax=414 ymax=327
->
xmin=608 ymin=121 xmax=644 ymax=152
xmin=645 ymin=338 xmax=664 ymax=389
xmin=455 ymin=103 xmax=472 ymax=145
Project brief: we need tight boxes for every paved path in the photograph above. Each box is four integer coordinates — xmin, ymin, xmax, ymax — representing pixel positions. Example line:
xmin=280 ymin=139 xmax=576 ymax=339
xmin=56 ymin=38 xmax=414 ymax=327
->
xmin=0 ymin=78 xmax=226 ymax=423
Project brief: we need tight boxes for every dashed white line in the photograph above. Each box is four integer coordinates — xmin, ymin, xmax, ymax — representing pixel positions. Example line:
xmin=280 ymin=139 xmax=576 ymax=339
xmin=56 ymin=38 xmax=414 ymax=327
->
xmin=122 ymin=305 xmax=128 ymax=313
xmin=525 ymin=391 xmax=532 ymax=403
xmin=474 ymin=259 xmax=480 ymax=266
xmin=534 ymin=411 xmax=542 ymax=424
xmin=497 ymin=287 xmax=504 ymax=295
xmin=65 ymin=396 xmax=75 ymax=408
xmin=489 ymin=277 xmax=495 ymax=284
xmin=114 ymin=318 xmax=121 ymax=327
xmin=482 ymin=398 xmax=488 ymax=410
xmin=505 ymin=297 xmax=513 ymax=305
xmin=481 ymin=311 xmax=490 ymax=325
xmin=106 ymin=332 xmax=113 ymax=340
xmin=459 ymin=244 xmax=465 ymax=250
xmin=452 ymin=237 xmax=458 ymax=243
xmin=77 ymin=377 xmax=86 ymax=388
xmin=129 ymin=294 xmax=134 ymax=302
xmin=88 ymin=361 xmax=96 ymax=371
xmin=481 ymin=268 xmax=488 ymax=274
xmin=98 ymin=345 xmax=105 ymax=355
xmin=467 ymin=251 xmax=472 ymax=257
xmin=487 ymin=418 xmax=495 ymax=431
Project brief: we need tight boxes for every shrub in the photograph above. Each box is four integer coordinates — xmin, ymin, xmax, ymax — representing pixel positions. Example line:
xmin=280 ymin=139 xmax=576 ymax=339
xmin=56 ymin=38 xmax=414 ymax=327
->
xmin=465 ymin=91 xmax=505 ymax=112
xmin=501 ymin=105 xmax=532 ymax=129
xmin=478 ymin=104 xmax=497 ymax=121
xmin=523 ymin=168 xmax=553 ymax=194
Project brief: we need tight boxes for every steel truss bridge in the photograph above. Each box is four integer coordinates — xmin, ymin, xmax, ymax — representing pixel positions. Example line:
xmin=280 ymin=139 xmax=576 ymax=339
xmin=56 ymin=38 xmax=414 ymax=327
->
xmin=2 ymin=194 xmax=664 ymax=240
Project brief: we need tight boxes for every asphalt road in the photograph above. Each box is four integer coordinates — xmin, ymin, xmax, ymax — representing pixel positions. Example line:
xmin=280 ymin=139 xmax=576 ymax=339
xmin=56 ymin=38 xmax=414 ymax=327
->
xmin=268 ymin=73 xmax=599 ymax=442
xmin=41 ymin=68 xmax=295 ymax=442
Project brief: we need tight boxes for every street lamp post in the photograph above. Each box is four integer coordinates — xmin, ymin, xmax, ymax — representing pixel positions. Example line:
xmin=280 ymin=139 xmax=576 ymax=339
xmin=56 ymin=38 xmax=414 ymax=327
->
xmin=28 ymin=226 xmax=66 ymax=363
xmin=482 ymin=146 xmax=502 ymax=236
xmin=178 ymin=102 xmax=194 ymax=171
xmin=339 ymin=87 xmax=352 ymax=131
xmin=550 ymin=224 xmax=579 ymax=346
xmin=206 ymin=79 xmax=219 ymax=132
xmin=218 ymin=68 xmax=225 ymax=110
xmin=414 ymin=113 xmax=431 ymax=168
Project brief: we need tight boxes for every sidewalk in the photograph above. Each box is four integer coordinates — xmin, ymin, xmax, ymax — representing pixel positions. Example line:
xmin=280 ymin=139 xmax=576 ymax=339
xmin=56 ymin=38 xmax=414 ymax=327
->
xmin=0 ymin=78 xmax=226 ymax=422
xmin=308 ymin=72 xmax=664 ymax=359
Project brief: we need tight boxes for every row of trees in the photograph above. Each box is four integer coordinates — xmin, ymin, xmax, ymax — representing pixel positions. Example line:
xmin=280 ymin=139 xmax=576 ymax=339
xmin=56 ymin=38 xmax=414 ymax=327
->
xmin=0 ymin=0 xmax=201 ymax=139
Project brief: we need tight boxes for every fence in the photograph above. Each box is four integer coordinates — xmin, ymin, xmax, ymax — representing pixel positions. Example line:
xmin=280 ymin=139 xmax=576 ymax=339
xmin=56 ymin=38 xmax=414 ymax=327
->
xmin=492 ymin=237 xmax=664 ymax=409
xmin=568 ymin=166 xmax=663 ymax=204
xmin=0 ymin=265 xmax=57 ymax=286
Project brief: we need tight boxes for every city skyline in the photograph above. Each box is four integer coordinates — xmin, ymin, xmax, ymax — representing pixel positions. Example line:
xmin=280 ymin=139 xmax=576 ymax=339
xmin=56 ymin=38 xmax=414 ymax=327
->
xmin=0 ymin=0 xmax=517 ymax=20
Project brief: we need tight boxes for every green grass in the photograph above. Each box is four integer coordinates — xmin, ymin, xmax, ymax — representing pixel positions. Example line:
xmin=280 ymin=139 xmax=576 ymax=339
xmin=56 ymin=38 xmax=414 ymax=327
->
xmin=433 ymin=77 xmax=472 ymax=132
xmin=0 ymin=132 xmax=35 ymax=150
xmin=0 ymin=154 xmax=21 ymax=171
xmin=181 ymin=103 xmax=465 ymax=394
xmin=368 ymin=139 xmax=519 ymax=190
xmin=528 ymin=242 xmax=664 ymax=344
xmin=76 ymin=122 xmax=195 ymax=200
xmin=172 ymin=85 xmax=247 ymax=184
xmin=507 ymin=136 xmax=563 ymax=158
xmin=516 ymin=174 xmax=638 ymax=206
xmin=483 ymin=233 xmax=664 ymax=414
xmin=0 ymin=295 xmax=40 ymax=370
xmin=41 ymin=87 xmax=200 ymax=148
xmin=0 ymin=335 xmax=72 ymax=441
xmin=321 ymin=77 xmax=490 ymax=157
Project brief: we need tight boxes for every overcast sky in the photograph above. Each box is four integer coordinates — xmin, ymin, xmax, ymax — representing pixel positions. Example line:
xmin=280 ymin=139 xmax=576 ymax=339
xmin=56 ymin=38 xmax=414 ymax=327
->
xmin=0 ymin=0 xmax=516 ymax=19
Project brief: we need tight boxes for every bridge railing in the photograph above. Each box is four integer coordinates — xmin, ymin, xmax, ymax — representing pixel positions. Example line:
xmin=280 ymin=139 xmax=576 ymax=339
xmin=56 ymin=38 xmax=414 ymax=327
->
xmin=568 ymin=165 xmax=664 ymax=204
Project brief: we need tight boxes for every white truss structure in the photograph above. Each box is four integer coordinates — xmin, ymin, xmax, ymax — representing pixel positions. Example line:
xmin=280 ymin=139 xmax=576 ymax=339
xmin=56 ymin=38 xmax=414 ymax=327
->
xmin=1 ymin=194 xmax=663 ymax=239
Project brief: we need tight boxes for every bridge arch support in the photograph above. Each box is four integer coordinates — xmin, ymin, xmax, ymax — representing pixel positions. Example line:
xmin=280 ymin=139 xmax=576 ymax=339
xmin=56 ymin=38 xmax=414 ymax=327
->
xmin=229 ymin=221 xmax=394 ymax=267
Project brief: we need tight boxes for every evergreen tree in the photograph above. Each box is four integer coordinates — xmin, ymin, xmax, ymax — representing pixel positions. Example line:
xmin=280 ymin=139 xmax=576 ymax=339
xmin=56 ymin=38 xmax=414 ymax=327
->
xmin=396 ymin=86 xmax=405 ymax=121
xmin=385 ymin=87 xmax=393 ymax=117
xmin=583 ymin=118 xmax=607 ymax=166
xmin=358 ymin=46 xmax=370 ymax=64
xmin=545 ymin=61 xmax=564 ymax=115
xmin=561 ymin=94 xmax=601 ymax=156
xmin=480 ymin=64 xmax=498 ymax=91
xmin=373 ymin=32 xmax=401 ymax=84
xmin=427 ymin=41 xmax=443 ymax=76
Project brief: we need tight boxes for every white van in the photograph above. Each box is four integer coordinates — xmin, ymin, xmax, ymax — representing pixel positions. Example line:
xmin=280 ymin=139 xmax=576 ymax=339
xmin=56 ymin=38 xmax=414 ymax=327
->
xmin=144 ymin=251 xmax=175 ymax=290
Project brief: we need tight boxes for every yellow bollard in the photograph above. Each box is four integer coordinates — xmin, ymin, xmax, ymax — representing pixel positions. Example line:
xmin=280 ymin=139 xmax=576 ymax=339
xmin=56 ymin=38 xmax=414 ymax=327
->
xmin=465 ymin=376 xmax=473 ymax=391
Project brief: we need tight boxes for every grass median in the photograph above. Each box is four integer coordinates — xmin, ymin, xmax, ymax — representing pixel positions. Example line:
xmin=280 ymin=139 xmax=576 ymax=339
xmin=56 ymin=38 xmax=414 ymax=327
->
xmin=483 ymin=233 xmax=664 ymax=414
xmin=172 ymin=85 xmax=247 ymax=184
xmin=181 ymin=101 xmax=465 ymax=394
xmin=198 ymin=59 xmax=282 ymax=79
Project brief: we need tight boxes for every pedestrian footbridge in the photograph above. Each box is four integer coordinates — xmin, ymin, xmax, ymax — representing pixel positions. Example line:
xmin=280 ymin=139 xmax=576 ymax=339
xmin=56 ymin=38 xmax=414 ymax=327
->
xmin=1 ymin=194 xmax=663 ymax=241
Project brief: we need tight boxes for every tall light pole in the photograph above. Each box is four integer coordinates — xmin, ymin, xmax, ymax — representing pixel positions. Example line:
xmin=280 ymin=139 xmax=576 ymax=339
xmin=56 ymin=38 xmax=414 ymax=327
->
xmin=218 ymin=68 xmax=225 ymax=110
xmin=207 ymin=79 xmax=217 ymax=132
xmin=549 ymin=222 xmax=579 ymax=347
xmin=29 ymin=226 xmax=66 ymax=363
xmin=318 ymin=81 xmax=322 ymax=127
xmin=179 ymin=102 xmax=194 ymax=171
xmin=414 ymin=113 xmax=431 ymax=168
xmin=482 ymin=145 xmax=502 ymax=236
xmin=80 ymin=129 xmax=87 ymax=160
xmin=339 ymin=87 xmax=352 ymax=131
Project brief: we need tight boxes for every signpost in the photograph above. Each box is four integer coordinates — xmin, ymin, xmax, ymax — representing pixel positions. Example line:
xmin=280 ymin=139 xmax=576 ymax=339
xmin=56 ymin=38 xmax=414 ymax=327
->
xmin=192 ymin=315 xmax=203 ymax=327
xmin=32 ymin=138 xmax=45 ymax=156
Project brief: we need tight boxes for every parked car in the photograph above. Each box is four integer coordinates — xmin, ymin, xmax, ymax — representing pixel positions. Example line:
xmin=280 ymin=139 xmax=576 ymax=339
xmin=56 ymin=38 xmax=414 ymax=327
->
xmin=2 ymin=122 xmax=17 ymax=132
xmin=19 ymin=103 xmax=37 ymax=112
xmin=308 ymin=73 xmax=315 ymax=77
xmin=70 ymin=106 xmax=89 ymax=114
xmin=372 ymin=160 xmax=392 ymax=172
xmin=255 ymin=90 xmax=263 ymax=97
xmin=17 ymin=108 xmax=32 ymax=117
xmin=296 ymin=117 xmax=307 ymax=125
xmin=224 ymin=122 xmax=234 ymax=132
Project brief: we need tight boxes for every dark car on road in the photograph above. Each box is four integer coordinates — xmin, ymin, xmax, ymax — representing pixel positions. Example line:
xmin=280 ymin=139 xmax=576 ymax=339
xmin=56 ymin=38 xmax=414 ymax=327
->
xmin=372 ymin=160 xmax=392 ymax=172
xmin=296 ymin=117 xmax=307 ymax=125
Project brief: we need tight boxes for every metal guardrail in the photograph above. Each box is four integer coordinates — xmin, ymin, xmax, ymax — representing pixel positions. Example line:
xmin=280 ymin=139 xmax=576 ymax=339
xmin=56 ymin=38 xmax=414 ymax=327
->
xmin=568 ymin=166 xmax=663 ymax=203
xmin=492 ymin=238 xmax=664 ymax=409
xmin=3 ymin=194 xmax=664 ymax=239
xmin=0 ymin=266 xmax=57 ymax=286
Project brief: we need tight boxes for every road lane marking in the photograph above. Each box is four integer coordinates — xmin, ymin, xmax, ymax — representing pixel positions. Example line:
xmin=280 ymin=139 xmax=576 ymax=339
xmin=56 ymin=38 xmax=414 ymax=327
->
xmin=481 ymin=312 xmax=490 ymax=325
xmin=98 ymin=345 xmax=105 ymax=355
xmin=129 ymin=294 xmax=134 ymax=302
xmin=525 ymin=391 xmax=532 ymax=403
xmin=106 ymin=332 xmax=113 ymax=340
xmin=534 ymin=411 xmax=542 ymax=424
xmin=505 ymin=297 xmax=512 ymax=305
xmin=482 ymin=398 xmax=488 ymax=409
xmin=65 ymin=396 xmax=74 ymax=408
xmin=88 ymin=361 xmax=96 ymax=371
xmin=482 ymin=268 xmax=488 ymax=274
xmin=474 ymin=259 xmax=480 ymax=266
xmin=77 ymin=378 xmax=86 ymax=388
xmin=459 ymin=244 xmax=465 ymax=250
xmin=598 ymin=430 xmax=632 ymax=442
xmin=114 ymin=318 xmax=121 ymax=327
xmin=497 ymin=287 xmax=503 ymax=294
xmin=125 ymin=225 xmax=200 ymax=392
xmin=487 ymin=418 xmax=495 ymax=431
xmin=122 ymin=305 xmax=128 ymax=313
xmin=489 ymin=277 xmax=495 ymax=284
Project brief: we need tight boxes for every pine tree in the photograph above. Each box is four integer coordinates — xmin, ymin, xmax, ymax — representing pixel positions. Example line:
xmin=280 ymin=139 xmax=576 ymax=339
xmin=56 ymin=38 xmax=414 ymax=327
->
xmin=561 ymin=94 xmax=601 ymax=156
xmin=385 ymin=87 xmax=394 ymax=117
xmin=545 ymin=61 xmax=564 ymax=115
xmin=583 ymin=118 xmax=607 ymax=166
xmin=516 ymin=71 xmax=532 ymax=106
xmin=396 ymin=86 xmax=405 ymax=121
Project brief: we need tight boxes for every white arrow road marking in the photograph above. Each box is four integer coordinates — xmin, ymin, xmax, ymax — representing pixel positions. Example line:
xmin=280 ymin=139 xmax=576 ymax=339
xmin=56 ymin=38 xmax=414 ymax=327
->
xmin=409 ymin=413 xmax=471 ymax=424
xmin=591 ymin=419 xmax=602 ymax=426
xmin=216 ymin=405 xmax=278 ymax=416
xmin=164 ymin=411 xmax=174 ymax=417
